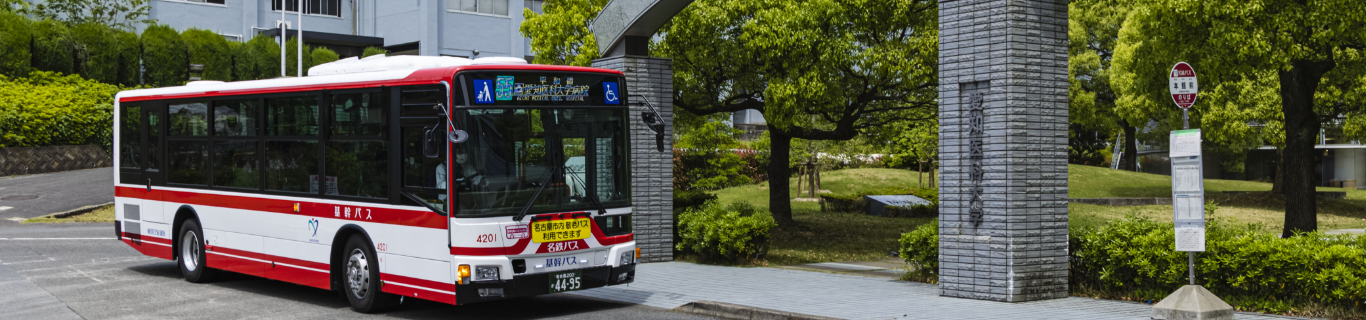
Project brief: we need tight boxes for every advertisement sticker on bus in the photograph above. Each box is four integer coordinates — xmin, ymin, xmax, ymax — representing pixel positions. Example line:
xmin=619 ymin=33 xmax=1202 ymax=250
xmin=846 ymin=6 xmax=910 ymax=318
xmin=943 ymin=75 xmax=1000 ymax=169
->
xmin=505 ymin=224 xmax=529 ymax=240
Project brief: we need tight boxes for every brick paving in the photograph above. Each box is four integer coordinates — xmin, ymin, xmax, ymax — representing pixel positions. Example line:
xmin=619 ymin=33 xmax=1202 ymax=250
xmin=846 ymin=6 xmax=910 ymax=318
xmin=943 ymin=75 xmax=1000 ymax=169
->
xmin=568 ymin=262 xmax=1311 ymax=320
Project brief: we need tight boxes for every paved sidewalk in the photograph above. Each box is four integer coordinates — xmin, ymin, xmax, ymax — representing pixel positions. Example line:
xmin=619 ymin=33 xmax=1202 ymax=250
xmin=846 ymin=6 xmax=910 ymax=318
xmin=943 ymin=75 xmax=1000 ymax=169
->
xmin=568 ymin=262 xmax=1308 ymax=320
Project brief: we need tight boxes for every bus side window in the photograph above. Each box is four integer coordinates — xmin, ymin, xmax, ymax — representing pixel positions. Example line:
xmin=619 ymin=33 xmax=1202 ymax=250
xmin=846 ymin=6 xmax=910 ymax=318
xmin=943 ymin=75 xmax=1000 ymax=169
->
xmin=326 ymin=91 xmax=388 ymax=198
xmin=398 ymin=85 xmax=447 ymax=210
xmin=120 ymin=105 xmax=141 ymax=169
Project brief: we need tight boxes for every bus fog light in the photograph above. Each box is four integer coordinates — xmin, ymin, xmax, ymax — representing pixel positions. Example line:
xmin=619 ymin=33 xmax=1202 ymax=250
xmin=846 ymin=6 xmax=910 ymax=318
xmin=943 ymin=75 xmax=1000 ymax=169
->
xmin=474 ymin=266 xmax=500 ymax=281
xmin=617 ymin=272 xmax=629 ymax=282
xmin=619 ymin=251 xmax=634 ymax=265
xmin=478 ymin=287 xmax=505 ymax=298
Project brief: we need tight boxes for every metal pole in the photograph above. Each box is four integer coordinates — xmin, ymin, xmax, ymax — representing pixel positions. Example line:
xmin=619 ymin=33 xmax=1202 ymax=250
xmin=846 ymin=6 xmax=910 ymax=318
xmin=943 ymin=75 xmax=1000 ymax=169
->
xmin=280 ymin=5 xmax=286 ymax=77
xmin=1183 ymin=107 xmax=1194 ymax=286
xmin=298 ymin=0 xmax=303 ymax=77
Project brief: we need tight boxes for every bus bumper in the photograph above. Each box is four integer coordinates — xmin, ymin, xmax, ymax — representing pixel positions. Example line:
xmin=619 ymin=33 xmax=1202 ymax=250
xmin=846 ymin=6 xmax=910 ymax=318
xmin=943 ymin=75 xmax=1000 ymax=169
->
xmin=454 ymin=264 xmax=636 ymax=305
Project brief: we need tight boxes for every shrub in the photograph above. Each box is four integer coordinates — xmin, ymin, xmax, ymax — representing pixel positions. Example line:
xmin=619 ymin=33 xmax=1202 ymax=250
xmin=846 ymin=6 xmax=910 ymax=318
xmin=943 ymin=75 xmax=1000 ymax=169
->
xmin=0 ymin=11 xmax=31 ymax=77
xmin=241 ymin=34 xmax=279 ymax=80
xmin=113 ymin=28 xmax=140 ymax=86
xmin=884 ymin=204 xmax=938 ymax=218
xmin=284 ymin=37 xmax=312 ymax=77
xmin=676 ymin=201 xmax=777 ymax=263
xmin=672 ymin=189 xmax=717 ymax=213
xmin=141 ymin=24 xmax=186 ymax=87
xmin=0 ymin=71 xmax=123 ymax=148
xmin=898 ymin=219 xmax=938 ymax=282
xmin=311 ymin=47 xmax=339 ymax=68
xmin=181 ymin=28 xmax=232 ymax=81
xmin=71 ymin=21 xmax=117 ymax=83
xmin=361 ymin=46 xmax=386 ymax=58
xmin=31 ymin=19 xmax=73 ymax=75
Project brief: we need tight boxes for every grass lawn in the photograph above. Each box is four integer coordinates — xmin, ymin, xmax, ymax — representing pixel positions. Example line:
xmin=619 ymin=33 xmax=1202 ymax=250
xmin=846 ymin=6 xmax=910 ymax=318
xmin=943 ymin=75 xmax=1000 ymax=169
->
xmin=704 ymin=165 xmax=1366 ymax=266
xmin=23 ymin=204 xmax=115 ymax=223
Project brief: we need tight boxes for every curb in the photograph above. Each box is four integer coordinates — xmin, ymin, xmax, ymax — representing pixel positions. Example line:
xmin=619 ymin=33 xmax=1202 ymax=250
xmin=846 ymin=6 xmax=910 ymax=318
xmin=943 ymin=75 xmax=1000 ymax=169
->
xmin=39 ymin=202 xmax=114 ymax=220
xmin=674 ymin=301 xmax=843 ymax=320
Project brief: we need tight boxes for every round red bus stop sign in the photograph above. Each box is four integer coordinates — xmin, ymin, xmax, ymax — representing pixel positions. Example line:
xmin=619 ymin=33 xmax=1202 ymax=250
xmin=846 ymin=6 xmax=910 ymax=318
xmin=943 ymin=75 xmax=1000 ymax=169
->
xmin=1169 ymin=62 xmax=1198 ymax=109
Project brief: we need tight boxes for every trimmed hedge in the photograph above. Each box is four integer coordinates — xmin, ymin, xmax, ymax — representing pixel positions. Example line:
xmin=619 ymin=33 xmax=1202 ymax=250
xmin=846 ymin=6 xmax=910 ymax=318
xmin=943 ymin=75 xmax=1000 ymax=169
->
xmin=676 ymin=201 xmax=777 ymax=263
xmin=182 ymin=28 xmax=232 ymax=81
xmin=0 ymin=71 xmax=124 ymax=148
xmin=113 ymin=28 xmax=140 ymax=87
xmin=31 ymin=19 xmax=72 ymax=75
xmin=899 ymin=212 xmax=1366 ymax=315
xmin=284 ymin=37 xmax=312 ymax=77
xmin=311 ymin=47 xmax=339 ymax=67
xmin=0 ymin=12 xmax=31 ymax=77
xmin=239 ymin=34 xmax=278 ymax=80
xmin=361 ymin=46 xmax=386 ymax=58
xmin=141 ymin=24 xmax=186 ymax=87
xmin=71 ymin=22 xmax=118 ymax=84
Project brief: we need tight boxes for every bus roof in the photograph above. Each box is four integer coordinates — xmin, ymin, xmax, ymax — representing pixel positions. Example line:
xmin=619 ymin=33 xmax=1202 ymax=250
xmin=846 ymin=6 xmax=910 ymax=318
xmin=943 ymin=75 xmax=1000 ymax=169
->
xmin=116 ymin=55 xmax=624 ymax=103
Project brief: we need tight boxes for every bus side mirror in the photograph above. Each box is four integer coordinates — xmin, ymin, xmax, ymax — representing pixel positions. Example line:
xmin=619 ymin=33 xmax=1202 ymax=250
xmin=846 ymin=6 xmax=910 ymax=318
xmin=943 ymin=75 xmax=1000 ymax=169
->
xmin=641 ymin=112 xmax=665 ymax=152
xmin=423 ymin=125 xmax=444 ymax=158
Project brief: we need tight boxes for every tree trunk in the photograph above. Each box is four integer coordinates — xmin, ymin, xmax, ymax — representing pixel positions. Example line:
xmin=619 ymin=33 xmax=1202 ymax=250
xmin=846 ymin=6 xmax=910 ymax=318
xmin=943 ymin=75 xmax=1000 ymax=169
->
xmin=1119 ymin=120 xmax=1138 ymax=172
xmin=1278 ymin=59 xmax=1334 ymax=237
xmin=769 ymin=129 xmax=795 ymax=225
xmin=1272 ymin=148 xmax=1285 ymax=194
xmin=918 ymin=160 xmax=924 ymax=188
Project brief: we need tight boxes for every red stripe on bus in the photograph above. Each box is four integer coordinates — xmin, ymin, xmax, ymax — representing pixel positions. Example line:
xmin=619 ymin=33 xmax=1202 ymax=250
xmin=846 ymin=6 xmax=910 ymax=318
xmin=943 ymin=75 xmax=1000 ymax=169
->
xmin=380 ymin=273 xmax=456 ymax=293
xmin=115 ymin=186 xmax=445 ymax=229
xmin=207 ymin=245 xmax=330 ymax=271
xmin=206 ymin=251 xmax=330 ymax=290
xmin=381 ymin=280 xmax=457 ymax=305
xmin=121 ymin=238 xmax=173 ymax=260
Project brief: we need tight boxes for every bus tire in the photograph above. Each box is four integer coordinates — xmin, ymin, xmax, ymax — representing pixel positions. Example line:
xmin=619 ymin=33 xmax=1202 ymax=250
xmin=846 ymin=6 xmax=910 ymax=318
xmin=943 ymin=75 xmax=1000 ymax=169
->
xmin=342 ymin=234 xmax=398 ymax=313
xmin=178 ymin=219 xmax=219 ymax=283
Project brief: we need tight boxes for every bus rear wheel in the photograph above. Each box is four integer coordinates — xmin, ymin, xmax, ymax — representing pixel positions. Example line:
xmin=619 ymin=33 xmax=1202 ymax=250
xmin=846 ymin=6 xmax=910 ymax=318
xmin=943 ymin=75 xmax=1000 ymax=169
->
xmin=342 ymin=234 xmax=398 ymax=313
xmin=178 ymin=219 xmax=219 ymax=283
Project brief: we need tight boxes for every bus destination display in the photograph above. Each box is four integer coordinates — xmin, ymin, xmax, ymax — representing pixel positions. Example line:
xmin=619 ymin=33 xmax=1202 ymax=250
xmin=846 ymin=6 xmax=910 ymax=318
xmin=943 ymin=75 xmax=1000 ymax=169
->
xmin=464 ymin=73 xmax=623 ymax=106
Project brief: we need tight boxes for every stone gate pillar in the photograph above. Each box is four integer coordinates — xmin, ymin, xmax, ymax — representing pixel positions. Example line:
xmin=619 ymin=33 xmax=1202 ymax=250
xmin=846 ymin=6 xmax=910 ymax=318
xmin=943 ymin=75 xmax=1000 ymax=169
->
xmin=937 ymin=0 xmax=1070 ymax=301
xmin=593 ymin=54 xmax=675 ymax=263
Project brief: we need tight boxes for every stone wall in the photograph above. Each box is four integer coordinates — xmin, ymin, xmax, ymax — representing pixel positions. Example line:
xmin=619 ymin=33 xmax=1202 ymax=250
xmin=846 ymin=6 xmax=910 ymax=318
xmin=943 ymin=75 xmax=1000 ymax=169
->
xmin=592 ymin=55 xmax=675 ymax=262
xmin=0 ymin=145 xmax=111 ymax=176
xmin=937 ymin=0 xmax=1070 ymax=302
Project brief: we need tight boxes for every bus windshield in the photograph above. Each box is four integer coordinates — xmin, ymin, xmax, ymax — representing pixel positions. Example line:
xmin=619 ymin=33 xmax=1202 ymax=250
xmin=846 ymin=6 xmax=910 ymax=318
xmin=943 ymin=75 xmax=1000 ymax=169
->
xmin=454 ymin=108 xmax=629 ymax=217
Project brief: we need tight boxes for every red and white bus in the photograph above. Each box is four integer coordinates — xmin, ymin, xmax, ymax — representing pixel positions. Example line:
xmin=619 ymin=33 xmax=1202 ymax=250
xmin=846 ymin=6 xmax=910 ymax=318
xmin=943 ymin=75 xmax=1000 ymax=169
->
xmin=113 ymin=55 xmax=649 ymax=312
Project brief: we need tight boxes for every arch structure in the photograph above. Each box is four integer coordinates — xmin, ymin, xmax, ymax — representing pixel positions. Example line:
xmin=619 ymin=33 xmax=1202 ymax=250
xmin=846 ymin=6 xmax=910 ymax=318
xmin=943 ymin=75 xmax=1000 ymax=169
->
xmin=590 ymin=0 xmax=694 ymax=57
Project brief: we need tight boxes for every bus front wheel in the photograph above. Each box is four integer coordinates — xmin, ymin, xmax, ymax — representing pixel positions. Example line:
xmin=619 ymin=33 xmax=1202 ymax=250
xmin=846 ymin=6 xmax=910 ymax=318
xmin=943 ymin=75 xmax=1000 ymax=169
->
xmin=342 ymin=234 xmax=398 ymax=313
xmin=178 ymin=219 xmax=219 ymax=283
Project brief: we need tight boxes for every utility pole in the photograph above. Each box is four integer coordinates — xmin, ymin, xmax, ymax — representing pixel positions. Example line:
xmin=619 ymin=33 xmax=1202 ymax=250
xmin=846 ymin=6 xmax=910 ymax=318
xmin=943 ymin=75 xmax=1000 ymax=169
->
xmin=297 ymin=0 xmax=303 ymax=77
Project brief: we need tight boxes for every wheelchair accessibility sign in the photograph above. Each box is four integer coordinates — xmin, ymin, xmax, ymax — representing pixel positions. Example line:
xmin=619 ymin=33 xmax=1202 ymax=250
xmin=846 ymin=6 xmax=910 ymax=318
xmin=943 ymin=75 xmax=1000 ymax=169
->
xmin=602 ymin=82 xmax=620 ymax=105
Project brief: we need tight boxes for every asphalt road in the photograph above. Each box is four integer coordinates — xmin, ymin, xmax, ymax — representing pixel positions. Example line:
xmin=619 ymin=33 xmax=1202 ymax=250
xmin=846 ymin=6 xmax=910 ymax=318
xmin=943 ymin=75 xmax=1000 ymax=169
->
xmin=0 ymin=170 xmax=712 ymax=320
xmin=0 ymin=168 xmax=115 ymax=220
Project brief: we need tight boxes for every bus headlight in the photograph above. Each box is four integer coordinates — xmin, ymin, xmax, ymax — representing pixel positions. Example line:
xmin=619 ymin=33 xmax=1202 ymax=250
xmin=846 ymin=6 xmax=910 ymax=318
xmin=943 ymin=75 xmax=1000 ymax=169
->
xmin=619 ymin=251 xmax=634 ymax=265
xmin=475 ymin=266 xmax=500 ymax=281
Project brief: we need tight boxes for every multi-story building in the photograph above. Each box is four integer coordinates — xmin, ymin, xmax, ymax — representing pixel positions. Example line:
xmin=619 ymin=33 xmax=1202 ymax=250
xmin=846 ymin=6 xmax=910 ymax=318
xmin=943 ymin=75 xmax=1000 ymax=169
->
xmin=126 ymin=0 xmax=543 ymax=60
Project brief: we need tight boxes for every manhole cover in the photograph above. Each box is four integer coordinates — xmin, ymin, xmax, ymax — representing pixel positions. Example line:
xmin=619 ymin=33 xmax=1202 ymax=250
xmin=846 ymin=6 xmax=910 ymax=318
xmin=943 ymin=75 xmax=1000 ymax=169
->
xmin=1 ymin=195 xmax=38 ymax=201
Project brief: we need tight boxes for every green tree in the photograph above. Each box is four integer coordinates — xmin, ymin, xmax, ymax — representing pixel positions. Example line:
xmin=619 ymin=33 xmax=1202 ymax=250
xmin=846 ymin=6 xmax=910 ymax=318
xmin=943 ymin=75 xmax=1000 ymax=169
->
xmin=181 ymin=28 xmax=231 ymax=81
xmin=71 ymin=21 xmax=118 ymax=83
xmin=140 ymin=24 xmax=186 ymax=87
xmin=1112 ymin=0 xmax=1366 ymax=237
xmin=112 ymin=27 xmax=139 ymax=86
xmin=1068 ymin=0 xmax=1133 ymax=168
xmin=360 ymin=46 xmax=385 ymax=58
xmin=246 ymin=34 xmax=281 ymax=79
xmin=33 ymin=0 xmax=152 ymax=30
xmin=888 ymin=118 xmax=938 ymax=188
xmin=664 ymin=0 xmax=939 ymax=224
xmin=676 ymin=120 xmax=752 ymax=190
xmin=311 ymin=47 xmax=339 ymax=66
xmin=522 ymin=0 xmax=940 ymax=225
xmin=0 ymin=11 xmax=31 ymax=77
xmin=519 ymin=0 xmax=606 ymax=66
xmin=31 ymin=19 xmax=73 ymax=75
xmin=284 ymin=37 xmax=312 ymax=77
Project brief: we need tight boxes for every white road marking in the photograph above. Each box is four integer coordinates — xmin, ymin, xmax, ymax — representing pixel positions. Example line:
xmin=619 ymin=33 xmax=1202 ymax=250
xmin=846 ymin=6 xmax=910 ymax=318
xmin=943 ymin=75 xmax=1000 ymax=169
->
xmin=5 ymin=217 xmax=24 ymax=222
xmin=70 ymin=265 xmax=104 ymax=283
xmin=0 ymin=206 xmax=13 ymax=210
xmin=0 ymin=238 xmax=116 ymax=240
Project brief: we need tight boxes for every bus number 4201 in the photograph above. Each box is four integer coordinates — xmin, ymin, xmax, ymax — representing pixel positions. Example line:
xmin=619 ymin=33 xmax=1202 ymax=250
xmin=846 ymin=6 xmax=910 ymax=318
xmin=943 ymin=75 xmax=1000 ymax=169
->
xmin=476 ymin=234 xmax=496 ymax=243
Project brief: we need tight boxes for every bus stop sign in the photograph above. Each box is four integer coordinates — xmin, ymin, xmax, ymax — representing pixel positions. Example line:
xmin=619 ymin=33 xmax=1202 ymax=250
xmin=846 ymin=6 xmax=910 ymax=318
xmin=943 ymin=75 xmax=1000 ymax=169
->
xmin=1169 ymin=62 xmax=1198 ymax=109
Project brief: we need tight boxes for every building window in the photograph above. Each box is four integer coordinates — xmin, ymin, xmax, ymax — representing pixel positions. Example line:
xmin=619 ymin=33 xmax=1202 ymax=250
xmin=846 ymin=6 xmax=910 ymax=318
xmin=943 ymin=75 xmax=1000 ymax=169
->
xmin=450 ymin=0 xmax=508 ymax=16
xmin=179 ymin=0 xmax=226 ymax=4
xmin=524 ymin=0 xmax=542 ymax=13
xmin=273 ymin=0 xmax=342 ymax=17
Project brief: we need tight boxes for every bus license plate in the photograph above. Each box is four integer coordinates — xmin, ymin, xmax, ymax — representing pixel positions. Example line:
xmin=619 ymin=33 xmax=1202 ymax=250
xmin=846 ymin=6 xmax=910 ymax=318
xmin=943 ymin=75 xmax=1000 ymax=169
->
xmin=532 ymin=218 xmax=593 ymax=243
xmin=549 ymin=270 xmax=582 ymax=293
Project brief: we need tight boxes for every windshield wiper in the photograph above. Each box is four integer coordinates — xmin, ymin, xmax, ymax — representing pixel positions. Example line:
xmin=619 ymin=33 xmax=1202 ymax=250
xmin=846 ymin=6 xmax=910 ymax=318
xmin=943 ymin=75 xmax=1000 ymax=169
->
xmin=514 ymin=164 xmax=558 ymax=222
xmin=562 ymin=167 xmax=608 ymax=215
xmin=401 ymin=190 xmax=447 ymax=216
